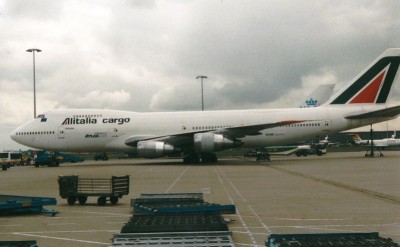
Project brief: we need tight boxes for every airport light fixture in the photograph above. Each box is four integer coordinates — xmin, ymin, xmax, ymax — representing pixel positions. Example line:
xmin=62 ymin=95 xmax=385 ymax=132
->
xmin=26 ymin=48 xmax=42 ymax=118
xmin=196 ymin=75 xmax=208 ymax=111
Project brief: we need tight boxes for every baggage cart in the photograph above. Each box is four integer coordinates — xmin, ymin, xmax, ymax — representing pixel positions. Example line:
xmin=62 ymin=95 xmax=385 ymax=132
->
xmin=58 ymin=175 xmax=129 ymax=206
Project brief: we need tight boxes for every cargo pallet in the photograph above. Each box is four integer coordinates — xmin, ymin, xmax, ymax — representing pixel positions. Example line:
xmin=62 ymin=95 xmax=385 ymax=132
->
xmin=131 ymin=193 xmax=235 ymax=215
xmin=121 ymin=213 xmax=229 ymax=233
xmin=112 ymin=193 xmax=235 ymax=246
xmin=0 ymin=195 xmax=58 ymax=216
xmin=134 ymin=193 xmax=204 ymax=202
xmin=133 ymin=201 xmax=236 ymax=215
xmin=112 ymin=231 xmax=234 ymax=247
xmin=266 ymin=232 xmax=399 ymax=247
xmin=58 ymin=175 xmax=129 ymax=206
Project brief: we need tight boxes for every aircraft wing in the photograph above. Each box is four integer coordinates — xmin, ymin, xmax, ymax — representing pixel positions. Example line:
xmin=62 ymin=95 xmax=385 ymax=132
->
xmin=345 ymin=105 xmax=400 ymax=119
xmin=125 ymin=120 xmax=304 ymax=147
xmin=214 ymin=120 xmax=304 ymax=139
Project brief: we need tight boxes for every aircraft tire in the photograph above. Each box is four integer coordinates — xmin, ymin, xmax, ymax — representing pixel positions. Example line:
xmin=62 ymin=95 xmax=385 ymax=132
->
xmin=201 ymin=153 xmax=217 ymax=163
xmin=183 ymin=153 xmax=200 ymax=164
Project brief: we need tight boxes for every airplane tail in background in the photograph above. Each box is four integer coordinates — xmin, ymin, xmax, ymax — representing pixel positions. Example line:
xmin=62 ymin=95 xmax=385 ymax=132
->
xmin=350 ymin=134 xmax=363 ymax=144
xmin=299 ymin=84 xmax=335 ymax=108
xmin=327 ymin=49 xmax=400 ymax=105
xmin=349 ymin=134 xmax=371 ymax=145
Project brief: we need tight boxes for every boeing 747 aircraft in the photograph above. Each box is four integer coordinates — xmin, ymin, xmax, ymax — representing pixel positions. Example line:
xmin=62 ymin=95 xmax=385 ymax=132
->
xmin=11 ymin=49 xmax=400 ymax=163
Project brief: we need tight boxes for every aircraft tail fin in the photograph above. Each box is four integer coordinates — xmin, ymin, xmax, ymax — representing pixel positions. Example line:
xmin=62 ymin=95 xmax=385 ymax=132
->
xmin=300 ymin=84 xmax=335 ymax=108
xmin=350 ymin=134 xmax=363 ymax=142
xmin=349 ymin=134 xmax=370 ymax=145
xmin=327 ymin=48 xmax=400 ymax=105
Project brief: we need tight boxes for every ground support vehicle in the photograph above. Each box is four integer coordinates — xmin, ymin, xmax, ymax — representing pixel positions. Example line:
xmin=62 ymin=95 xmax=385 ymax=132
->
xmin=58 ymin=175 xmax=129 ymax=206
xmin=0 ymin=194 xmax=58 ymax=216
xmin=32 ymin=150 xmax=84 ymax=167
xmin=94 ymin=152 xmax=108 ymax=161
xmin=0 ymin=151 xmax=25 ymax=170
xmin=33 ymin=150 xmax=62 ymax=167
xmin=1 ymin=163 xmax=12 ymax=171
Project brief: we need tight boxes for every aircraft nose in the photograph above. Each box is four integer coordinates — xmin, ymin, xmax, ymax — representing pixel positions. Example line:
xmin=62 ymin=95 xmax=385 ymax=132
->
xmin=10 ymin=128 xmax=17 ymax=141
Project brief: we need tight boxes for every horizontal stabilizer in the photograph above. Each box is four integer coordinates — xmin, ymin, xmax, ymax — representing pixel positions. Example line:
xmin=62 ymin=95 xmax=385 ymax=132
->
xmin=345 ymin=105 xmax=400 ymax=119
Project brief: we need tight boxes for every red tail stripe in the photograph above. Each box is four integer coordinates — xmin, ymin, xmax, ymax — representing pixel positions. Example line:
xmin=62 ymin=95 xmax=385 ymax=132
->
xmin=350 ymin=71 xmax=385 ymax=103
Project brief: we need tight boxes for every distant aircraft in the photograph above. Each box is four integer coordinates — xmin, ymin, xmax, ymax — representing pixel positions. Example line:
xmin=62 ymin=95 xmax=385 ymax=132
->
xmin=350 ymin=131 xmax=400 ymax=156
xmin=245 ymin=145 xmax=312 ymax=161
xmin=318 ymin=135 xmax=338 ymax=147
xmin=299 ymin=84 xmax=335 ymax=108
xmin=10 ymin=49 xmax=400 ymax=164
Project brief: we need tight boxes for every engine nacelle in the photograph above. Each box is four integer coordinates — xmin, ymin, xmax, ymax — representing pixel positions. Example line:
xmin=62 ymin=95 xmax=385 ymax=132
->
xmin=194 ymin=133 xmax=236 ymax=153
xmin=137 ymin=141 xmax=174 ymax=158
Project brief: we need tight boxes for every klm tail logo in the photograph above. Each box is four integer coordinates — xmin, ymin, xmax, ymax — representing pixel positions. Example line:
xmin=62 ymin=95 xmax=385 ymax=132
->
xmin=305 ymin=98 xmax=318 ymax=107
xmin=331 ymin=56 xmax=400 ymax=104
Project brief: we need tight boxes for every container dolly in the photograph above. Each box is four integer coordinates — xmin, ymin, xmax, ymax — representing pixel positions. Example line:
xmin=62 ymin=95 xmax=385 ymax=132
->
xmin=58 ymin=175 xmax=129 ymax=206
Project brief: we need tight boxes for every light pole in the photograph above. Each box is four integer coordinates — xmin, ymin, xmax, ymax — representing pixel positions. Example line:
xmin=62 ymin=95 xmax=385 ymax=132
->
xmin=196 ymin=75 xmax=208 ymax=111
xmin=26 ymin=48 xmax=42 ymax=118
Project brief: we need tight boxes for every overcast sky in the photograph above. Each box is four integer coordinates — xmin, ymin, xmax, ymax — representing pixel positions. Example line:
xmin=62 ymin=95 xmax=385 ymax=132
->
xmin=1 ymin=0 xmax=400 ymax=150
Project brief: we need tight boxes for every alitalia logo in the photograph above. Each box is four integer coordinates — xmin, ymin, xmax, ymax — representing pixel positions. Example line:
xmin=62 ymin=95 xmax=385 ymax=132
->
xmin=331 ymin=56 xmax=400 ymax=104
xmin=62 ymin=117 xmax=130 ymax=125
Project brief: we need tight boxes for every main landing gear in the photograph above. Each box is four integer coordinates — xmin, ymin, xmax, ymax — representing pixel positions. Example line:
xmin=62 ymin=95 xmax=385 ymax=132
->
xmin=183 ymin=152 xmax=218 ymax=164
xmin=364 ymin=124 xmax=384 ymax=158
xmin=365 ymin=150 xmax=384 ymax=157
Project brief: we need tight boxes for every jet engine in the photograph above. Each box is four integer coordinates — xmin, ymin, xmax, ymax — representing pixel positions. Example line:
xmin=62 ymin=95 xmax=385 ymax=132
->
xmin=137 ymin=141 xmax=175 ymax=158
xmin=194 ymin=133 xmax=238 ymax=153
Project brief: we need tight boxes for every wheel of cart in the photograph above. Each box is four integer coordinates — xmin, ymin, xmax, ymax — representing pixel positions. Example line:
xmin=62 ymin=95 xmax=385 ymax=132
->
xmin=97 ymin=196 xmax=107 ymax=206
xmin=110 ymin=196 xmax=119 ymax=205
xmin=67 ymin=196 xmax=76 ymax=205
xmin=78 ymin=196 xmax=88 ymax=205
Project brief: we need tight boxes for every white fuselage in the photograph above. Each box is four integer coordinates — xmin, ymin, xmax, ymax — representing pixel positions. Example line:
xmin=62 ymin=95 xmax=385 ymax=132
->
xmin=362 ymin=137 xmax=400 ymax=147
xmin=10 ymin=104 xmax=394 ymax=153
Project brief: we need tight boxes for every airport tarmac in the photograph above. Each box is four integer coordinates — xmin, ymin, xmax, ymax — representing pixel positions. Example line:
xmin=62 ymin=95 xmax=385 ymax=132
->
xmin=0 ymin=151 xmax=399 ymax=247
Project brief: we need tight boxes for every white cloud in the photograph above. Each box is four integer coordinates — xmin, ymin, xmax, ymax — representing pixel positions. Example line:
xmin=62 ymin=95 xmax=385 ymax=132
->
xmin=61 ymin=90 xmax=131 ymax=109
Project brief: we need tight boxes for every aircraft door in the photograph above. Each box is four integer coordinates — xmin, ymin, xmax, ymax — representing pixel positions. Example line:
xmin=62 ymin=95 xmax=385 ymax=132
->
xmin=322 ymin=120 xmax=331 ymax=133
xmin=58 ymin=126 xmax=65 ymax=139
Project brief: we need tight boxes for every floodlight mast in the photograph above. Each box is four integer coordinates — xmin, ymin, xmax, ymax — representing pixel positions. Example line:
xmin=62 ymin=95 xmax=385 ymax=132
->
xmin=196 ymin=75 xmax=208 ymax=111
xmin=26 ymin=48 xmax=42 ymax=118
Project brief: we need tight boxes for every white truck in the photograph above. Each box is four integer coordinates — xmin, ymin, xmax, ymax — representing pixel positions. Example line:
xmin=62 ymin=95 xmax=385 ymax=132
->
xmin=0 ymin=152 xmax=24 ymax=170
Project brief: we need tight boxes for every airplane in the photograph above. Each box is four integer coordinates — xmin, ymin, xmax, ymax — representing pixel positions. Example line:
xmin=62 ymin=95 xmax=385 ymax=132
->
xmin=350 ymin=131 xmax=400 ymax=157
xmin=244 ymin=145 xmax=312 ymax=160
xmin=10 ymin=48 xmax=400 ymax=164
